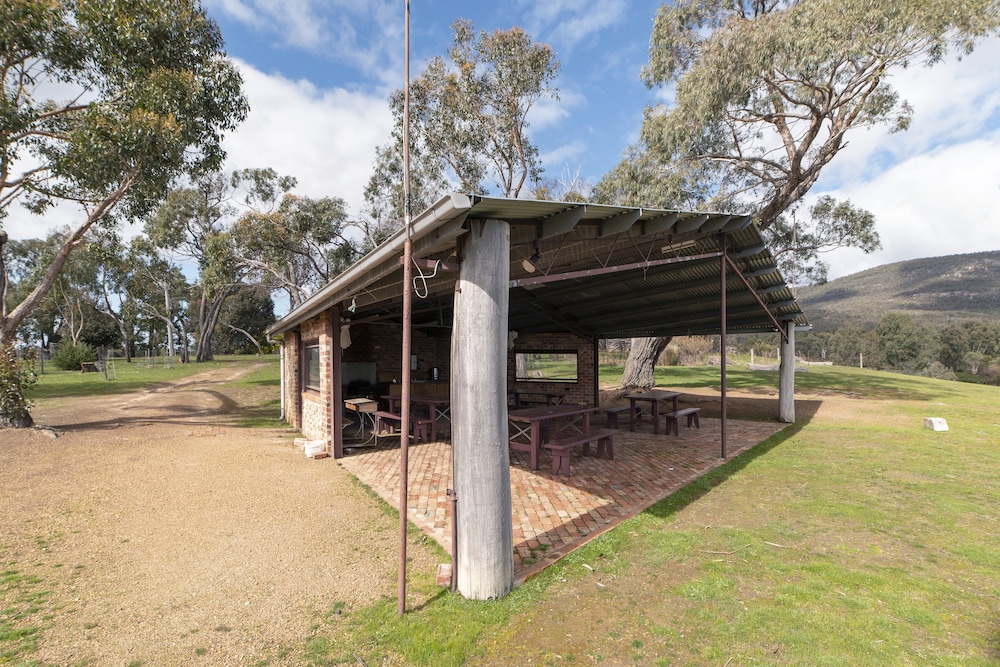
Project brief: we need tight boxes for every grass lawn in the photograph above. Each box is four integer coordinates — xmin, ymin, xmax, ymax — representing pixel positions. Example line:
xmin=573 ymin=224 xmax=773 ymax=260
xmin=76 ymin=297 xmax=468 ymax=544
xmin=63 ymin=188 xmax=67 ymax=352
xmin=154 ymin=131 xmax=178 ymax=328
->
xmin=4 ymin=360 xmax=999 ymax=665
xmin=27 ymin=354 xmax=271 ymax=402
xmin=308 ymin=365 xmax=1000 ymax=665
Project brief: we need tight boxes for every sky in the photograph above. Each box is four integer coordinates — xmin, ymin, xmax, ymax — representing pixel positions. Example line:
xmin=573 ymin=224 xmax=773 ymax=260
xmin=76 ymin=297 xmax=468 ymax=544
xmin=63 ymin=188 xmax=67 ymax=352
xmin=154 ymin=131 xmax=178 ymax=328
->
xmin=7 ymin=1 xmax=1000 ymax=282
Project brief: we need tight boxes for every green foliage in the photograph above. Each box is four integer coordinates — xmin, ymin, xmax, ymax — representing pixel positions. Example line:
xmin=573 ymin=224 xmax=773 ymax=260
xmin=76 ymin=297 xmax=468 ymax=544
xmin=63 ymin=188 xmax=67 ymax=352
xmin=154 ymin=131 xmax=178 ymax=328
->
xmin=0 ymin=344 xmax=36 ymax=427
xmin=596 ymin=0 xmax=999 ymax=288
xmin=51 ymin=341 xmax=96 ymax=371
xmin=632 ymin=0 xmax=998 ymax=225
xmin=363 ymin=19 xmax=559 ymax=236
xmin=764 ymin=196 xmax=881 ymax=285
xmin=0 ymin=0 xmax=248 ymax=223
xmin=230 ymin=168 xmax=360 ymax=308
xmin=0 ymin=0 xmax=248 ymax=345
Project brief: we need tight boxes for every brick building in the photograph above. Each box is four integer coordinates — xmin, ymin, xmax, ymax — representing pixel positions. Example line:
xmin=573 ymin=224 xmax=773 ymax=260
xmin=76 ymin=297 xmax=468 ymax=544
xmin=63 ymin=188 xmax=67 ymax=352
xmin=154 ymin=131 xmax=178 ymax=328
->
xmin=267 ymin=193 xmax=807 ymax=599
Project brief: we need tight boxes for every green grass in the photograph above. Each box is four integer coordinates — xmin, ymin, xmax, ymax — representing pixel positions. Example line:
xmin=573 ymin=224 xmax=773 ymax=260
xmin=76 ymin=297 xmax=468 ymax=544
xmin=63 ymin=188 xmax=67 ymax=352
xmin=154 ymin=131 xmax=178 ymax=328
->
xmin=28 ymin=355 xmax=266 ymax=402
xmin=0 ymin=569 xmax=49 ymax=662
xmin=11 ymin=358 xmax=1000 ymax=664
xmin=302 ymin=364 xmax=1000 ymax=665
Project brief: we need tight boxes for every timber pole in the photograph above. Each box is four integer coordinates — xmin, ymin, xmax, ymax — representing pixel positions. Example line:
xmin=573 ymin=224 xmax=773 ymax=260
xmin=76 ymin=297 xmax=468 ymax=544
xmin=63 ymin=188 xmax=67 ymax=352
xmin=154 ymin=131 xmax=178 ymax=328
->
xmin=779 ymin=320 xmax=796 ymax=422
xmin=452 ymin=220 xmax=514 ymax=599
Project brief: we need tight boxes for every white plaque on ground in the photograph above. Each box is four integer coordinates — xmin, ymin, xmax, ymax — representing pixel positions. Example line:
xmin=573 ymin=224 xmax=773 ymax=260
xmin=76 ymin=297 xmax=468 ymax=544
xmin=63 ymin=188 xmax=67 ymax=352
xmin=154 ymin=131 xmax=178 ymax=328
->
xmin=924 ymin=417 xmax=948 ymax=432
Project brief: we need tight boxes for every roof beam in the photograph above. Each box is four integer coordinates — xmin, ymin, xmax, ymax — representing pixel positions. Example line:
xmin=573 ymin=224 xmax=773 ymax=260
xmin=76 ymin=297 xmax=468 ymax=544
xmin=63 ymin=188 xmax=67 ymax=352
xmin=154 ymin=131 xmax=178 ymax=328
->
xmin=509 ymin=251 xmax=722 ymax=289
xmin=641 ymin=212 xmax=679 ymax=235
xmin=597 ymin=209 xmax=642 ymax=237
xmin=540 ymin=205 xmax=586 ymax=238
xmin=674 ymin=214 xmax=709 ymax=234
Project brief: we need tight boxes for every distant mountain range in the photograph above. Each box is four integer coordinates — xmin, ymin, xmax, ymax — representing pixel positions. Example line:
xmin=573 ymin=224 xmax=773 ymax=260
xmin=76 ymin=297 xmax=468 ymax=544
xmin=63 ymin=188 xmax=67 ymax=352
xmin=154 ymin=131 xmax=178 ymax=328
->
xmin=794 ymin=250 xmax=1000 ymax=331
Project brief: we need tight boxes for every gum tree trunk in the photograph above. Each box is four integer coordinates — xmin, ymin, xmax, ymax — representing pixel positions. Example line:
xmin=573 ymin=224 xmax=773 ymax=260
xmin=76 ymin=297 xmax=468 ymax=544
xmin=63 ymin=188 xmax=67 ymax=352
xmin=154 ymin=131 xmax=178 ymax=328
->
xmin=618 ymin=336 xmax=671 ymax=389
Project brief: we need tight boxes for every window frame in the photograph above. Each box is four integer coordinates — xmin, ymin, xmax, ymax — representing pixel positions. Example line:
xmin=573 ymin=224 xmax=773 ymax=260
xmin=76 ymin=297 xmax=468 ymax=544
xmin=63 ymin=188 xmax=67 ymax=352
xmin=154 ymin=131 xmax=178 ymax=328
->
xmin=514 ymin=350 xmax=579 ymax=383
xmin=302 ymin=340 xmax=321 ymax=391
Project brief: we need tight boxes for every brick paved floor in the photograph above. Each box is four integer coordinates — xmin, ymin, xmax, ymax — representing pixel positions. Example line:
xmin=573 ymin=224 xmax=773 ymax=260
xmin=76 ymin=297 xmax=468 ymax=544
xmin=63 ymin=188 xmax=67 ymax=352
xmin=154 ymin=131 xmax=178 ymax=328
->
xmin=338 ymin=416 xmax=785 ymax=581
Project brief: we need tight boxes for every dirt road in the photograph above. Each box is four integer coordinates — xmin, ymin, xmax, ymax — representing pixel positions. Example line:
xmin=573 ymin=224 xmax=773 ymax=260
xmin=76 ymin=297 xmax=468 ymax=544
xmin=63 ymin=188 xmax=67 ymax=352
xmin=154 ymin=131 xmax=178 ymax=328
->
xmin=0 ymin=364 xmax=429 ymax=665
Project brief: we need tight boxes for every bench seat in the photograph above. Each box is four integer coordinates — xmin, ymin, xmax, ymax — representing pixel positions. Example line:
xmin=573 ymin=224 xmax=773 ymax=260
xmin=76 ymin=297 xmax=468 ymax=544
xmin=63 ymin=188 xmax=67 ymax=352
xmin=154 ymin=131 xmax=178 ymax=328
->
xmin=543 ymin=428 xmax=619 ymax=476
xmin=375 ymin=411 xmax=433 ymax=442
xmin=603 ymin=405 xmax=631 ymax=429
xmin=663 ymin=407 xmax=700 ymax=436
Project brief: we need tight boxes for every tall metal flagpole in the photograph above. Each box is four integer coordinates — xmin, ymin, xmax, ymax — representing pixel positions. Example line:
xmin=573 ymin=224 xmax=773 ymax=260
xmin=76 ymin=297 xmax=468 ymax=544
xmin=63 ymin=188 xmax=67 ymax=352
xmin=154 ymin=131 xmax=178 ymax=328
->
xmin=398 ymin=0 xmax=413 ymax=616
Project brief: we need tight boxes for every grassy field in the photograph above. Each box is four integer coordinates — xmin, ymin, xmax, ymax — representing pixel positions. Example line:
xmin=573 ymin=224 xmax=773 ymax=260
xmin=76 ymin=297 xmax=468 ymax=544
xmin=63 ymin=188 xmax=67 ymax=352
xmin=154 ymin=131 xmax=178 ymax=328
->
xmin=307 ymin=365 xmax=1000 ymax=665
xmin=27 ymin=354 xmax=265 ymax=401
xmin=4 ymin=359 xmax=999 ymax=665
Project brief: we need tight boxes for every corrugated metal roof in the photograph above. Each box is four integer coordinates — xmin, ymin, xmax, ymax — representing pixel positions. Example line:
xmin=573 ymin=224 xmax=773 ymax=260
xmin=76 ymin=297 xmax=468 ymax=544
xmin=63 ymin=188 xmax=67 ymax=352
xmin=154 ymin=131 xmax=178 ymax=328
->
xmin=267 ymin=193 xmax=808 ymax=338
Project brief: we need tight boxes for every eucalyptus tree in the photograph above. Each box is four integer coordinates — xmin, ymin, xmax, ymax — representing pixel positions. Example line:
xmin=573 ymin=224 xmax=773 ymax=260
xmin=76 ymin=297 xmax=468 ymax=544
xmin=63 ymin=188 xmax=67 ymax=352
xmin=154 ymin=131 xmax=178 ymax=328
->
xmin=2 ymin=228 xmax=104 ymax=347
xmin=230 ymin=168 xmax=359 ymax=309
xmin=144 ymin=173 xmax=240 ymax=362
xmin=363 ymin=19 xmax=559 ymax=239
xmin=599 ymin=0 xmax=1000 ymax=388
xmin=0 ymin=0 xmax=247 ymax=348
xmin=119 ymin=236 xmax=191 ymax=362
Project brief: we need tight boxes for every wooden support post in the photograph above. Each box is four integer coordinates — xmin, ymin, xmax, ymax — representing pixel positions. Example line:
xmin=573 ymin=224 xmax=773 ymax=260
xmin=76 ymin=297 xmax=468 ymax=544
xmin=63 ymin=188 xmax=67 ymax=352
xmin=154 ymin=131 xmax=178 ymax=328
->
xmin=451 ymin=219 xmax=514 ymax=600
xmin=779 ymin=320 xmax=796 ymax=423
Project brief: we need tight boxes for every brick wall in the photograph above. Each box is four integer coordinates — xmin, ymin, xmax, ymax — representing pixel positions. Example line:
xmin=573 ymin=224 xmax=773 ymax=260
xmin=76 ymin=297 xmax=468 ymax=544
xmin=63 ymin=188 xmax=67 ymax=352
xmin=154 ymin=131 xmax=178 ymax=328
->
xmin=283 ymin=331 xmax=301 ymax=429
xmin=345 ymin=322 xmax=450 ymax=382
xmin=281 ymin=309 xmax=598 ymax=439
xmin=508 ymin=332 xmax=596 ymax=405
xmin=282 ymin=310 xmax=335 ymax=447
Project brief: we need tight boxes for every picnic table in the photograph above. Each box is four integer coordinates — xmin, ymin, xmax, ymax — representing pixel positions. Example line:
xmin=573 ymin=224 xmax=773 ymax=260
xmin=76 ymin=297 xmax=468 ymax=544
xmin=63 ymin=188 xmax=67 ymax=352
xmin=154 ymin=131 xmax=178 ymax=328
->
xmin=625 ymin=389 xmax=681 ymax=435
xmin=508 ymin=404 xmax=599 ymax=471
xmin=509 ymin=390 xmax=566 ymax=408
xmin=382 ymin=395 xmax=451 ymax=442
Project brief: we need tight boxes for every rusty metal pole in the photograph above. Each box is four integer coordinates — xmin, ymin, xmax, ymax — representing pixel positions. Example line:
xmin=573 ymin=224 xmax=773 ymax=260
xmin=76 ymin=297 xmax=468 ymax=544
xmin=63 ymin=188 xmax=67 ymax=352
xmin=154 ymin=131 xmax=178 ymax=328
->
xmin=398 ymin=0 xmax=412 ymax=616
xmin=719 ymin=233 xmax=728 ymax=459
xmin=447 ymin=488 xmax=458 ymax=593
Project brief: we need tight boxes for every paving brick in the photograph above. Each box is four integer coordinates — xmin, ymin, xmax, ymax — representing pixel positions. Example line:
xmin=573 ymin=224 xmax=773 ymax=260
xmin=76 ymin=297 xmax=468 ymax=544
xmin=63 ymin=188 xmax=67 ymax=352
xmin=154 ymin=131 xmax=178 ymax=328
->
xmin=339 ymin=417 xmax=784 ymax=579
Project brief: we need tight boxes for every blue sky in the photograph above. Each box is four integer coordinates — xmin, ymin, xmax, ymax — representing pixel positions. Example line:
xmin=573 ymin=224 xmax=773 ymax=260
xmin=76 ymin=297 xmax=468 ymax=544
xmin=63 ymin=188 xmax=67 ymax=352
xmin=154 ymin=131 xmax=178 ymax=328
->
xmin=8 ymin=1 xmax=1000 ymax=282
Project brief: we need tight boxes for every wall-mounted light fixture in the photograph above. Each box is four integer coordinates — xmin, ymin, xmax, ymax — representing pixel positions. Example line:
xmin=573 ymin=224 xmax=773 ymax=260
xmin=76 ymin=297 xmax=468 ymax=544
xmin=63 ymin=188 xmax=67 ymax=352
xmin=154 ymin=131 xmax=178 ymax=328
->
xmin=521 ymin=246 xmax=541 ymax=273
xmin=346 ymin=297 xmax=357 ymax=313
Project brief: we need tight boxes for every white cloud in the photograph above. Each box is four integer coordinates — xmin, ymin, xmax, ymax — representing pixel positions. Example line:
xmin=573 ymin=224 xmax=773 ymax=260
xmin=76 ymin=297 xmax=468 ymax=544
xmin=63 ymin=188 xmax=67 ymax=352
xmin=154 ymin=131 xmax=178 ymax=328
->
xmin=818 ymin=133 xmax=1000 ymax=279
xmin=517 ymin=0 xmax=628 ymax=51
xmin=3 ymin=61 xmax=392 ymax=242
xmin=222 ymin=61 xmax=393 ymax=216
xmin=205 ymin=0 xmax=403 ymax=84
xmin=800 ymin=36 xmax=1000 ymax=279
xmin=816 ymin=37 xmax=1000 ymax=190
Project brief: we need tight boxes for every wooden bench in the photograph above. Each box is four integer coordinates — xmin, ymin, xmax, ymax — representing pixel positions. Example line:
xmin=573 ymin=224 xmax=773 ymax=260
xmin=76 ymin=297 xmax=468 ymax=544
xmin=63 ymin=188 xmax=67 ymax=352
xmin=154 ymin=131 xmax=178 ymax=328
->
xmin=80 ymin=362 xmax=101 ymax=373
xmin=663 ymin=407 xmax=700 ymax=436
xmin=543 ymin=428 xmax=619 ymax=476
xmin=603 ymin=405 xmax=631 ymax=429
xmin=374 ymin=411 xmax=433 ymax=442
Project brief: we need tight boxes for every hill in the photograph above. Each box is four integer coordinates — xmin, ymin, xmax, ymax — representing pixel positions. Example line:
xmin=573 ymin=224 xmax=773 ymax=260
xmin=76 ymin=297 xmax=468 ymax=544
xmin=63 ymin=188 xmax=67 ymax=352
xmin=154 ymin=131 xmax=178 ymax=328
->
xmin=795 ymin=250 xmax=1000 ymax=331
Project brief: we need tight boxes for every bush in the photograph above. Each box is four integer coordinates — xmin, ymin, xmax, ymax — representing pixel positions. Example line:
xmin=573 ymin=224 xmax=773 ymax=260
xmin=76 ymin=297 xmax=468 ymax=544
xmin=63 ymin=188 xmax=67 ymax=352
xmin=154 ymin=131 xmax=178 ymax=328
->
xmin=0 ymin=344 xmax=36 ymax=428
xmin=921 ymin=361 xmax=958 ymax=381
xmin=52 ymin=341 xmax=97 ymax=371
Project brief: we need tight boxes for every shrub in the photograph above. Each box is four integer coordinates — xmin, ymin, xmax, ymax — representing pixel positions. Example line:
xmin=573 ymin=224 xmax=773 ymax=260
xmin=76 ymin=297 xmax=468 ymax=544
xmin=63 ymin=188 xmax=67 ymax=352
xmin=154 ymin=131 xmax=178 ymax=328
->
xmin=52 ymin=341 xmax=97 ymax=371
xmin=0 ymin=344 xmax=36 ymax=428
xmin=921 ymin=361 xmax=958 ymax=381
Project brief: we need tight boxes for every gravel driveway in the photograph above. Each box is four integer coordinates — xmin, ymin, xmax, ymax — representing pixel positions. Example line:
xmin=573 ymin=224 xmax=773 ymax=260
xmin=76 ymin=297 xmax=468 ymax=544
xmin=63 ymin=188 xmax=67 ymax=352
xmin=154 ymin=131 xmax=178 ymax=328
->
xmin=0 ymin=363 xmax=432 ymax=665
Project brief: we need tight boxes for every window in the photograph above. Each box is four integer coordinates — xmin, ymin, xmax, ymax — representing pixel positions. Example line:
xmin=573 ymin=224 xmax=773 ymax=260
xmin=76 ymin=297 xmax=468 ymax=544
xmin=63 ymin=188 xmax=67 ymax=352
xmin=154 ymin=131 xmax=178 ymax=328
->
xmin=514 ymin=351 xmax=578 ymax=383
xmin=303 ymin=342 xmax=321 ymax=390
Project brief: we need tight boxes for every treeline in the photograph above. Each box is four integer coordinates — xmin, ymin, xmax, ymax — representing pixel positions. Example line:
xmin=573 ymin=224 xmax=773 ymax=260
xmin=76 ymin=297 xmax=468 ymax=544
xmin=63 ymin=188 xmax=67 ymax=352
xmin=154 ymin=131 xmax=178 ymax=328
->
xmin=796 ymin=314 xmax=1000 ymax=383
xmin=600 ymin=313 xmax=1000 ymax=386
xmin=5 ymin=168 xmax=365 ymax=363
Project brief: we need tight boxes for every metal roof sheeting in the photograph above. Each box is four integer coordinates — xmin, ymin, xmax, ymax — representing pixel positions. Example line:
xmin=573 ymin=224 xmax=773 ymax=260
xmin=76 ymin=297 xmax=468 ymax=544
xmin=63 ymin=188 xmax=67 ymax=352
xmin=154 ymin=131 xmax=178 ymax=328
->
xmin=267 ymin=194 xmax=808 ymax=338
